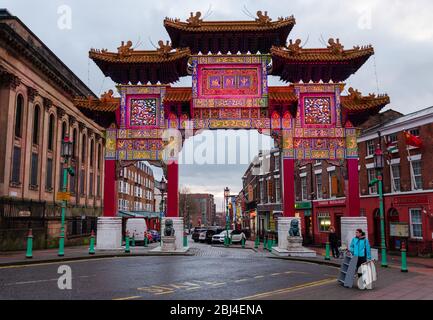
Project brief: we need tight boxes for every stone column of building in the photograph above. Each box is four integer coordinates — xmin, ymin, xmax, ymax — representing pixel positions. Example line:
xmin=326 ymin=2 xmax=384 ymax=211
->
xmin=346 ymin=158 xmax=360 ymax=216
xmin=167 ymin=161 xmax=179 ymax=217
xmin=282 ymin=157 xmax=295 ymax=217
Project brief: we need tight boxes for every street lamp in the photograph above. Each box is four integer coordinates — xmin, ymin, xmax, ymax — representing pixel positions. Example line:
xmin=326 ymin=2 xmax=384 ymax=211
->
xmin=158 ymin=176 xmax=167 ymax=245
xmin=224 ymin=187 xmax=230 ymax=247
xmin=58 ymin=134 xmax=74 ymax=257
xmin=373 ymin=144 xmax=388 ymax=267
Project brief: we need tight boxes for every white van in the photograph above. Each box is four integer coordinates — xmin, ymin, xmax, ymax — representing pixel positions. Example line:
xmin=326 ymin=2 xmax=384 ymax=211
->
xmin=125 ymin=218 xmax=148 ymax=241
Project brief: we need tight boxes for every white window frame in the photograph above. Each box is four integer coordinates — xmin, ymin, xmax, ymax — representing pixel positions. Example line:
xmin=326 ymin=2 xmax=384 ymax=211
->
xmin=410 ymin=159 xmax=423 ymax=191
xmin=301 ymin=176 xmax=307 ymax=201
xmin=315 ymin=174 xmax=323 ymax=200
xmin=390 ymin=164 xmax=401 ymax=192
xmin=409 ymin=208 xmax=423 ymax=239
xmin=328 ymin=170 xmax=336 ymax=198
xmin=366 ymin=140 xmax=375 ymax=156
xmin=367 ymin=169 xmax=378 ymax=194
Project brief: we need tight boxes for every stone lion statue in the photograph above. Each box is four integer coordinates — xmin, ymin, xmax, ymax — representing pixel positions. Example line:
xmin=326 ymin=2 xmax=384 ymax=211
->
xmin=288 ymin=219 xmax=300 ymax=237
xmin=164 ymin=219 xmax=175 ymax=236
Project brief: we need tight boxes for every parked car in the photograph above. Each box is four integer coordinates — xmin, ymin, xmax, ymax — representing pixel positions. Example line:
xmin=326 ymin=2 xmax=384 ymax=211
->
xmin=204 ymin=227 xmax=225 ymax=244
xmin=148 ymin=230 xmax=160 ymax=242
xmin=198 ymin=231 xmax=207 ymax=243
xmin=192 ymin=227 xmax=207 ymax=242
xmin=212 ymin=229 xmax=246 ymax=244
xmin=212 ymin=230 xmax=232 ymax=244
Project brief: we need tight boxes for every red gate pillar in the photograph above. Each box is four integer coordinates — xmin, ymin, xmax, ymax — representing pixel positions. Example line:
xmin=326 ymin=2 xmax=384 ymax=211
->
xmin=346 ymin=158 xmax=360 ymax=216
xmin=103 ymin=159 xmax=117 ymax=217
xmin=282 ymin=158 xmax=295 ymax=217
xmin=167 ymin=161 xmax=179 ymax=217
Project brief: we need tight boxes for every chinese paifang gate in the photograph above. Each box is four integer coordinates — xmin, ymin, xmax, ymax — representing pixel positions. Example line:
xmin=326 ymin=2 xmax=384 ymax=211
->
xmin=74 ymin=11 xmax=390 ymax=251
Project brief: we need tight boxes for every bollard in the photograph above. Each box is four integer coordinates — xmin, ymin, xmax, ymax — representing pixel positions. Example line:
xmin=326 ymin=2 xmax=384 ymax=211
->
xmin=25 ymin=228 xmax=33 ymax=259
xmin=89 ymin=230 xmax=96 ymax=255
xmin=183 ymin=235 xmax=188 ymax=247
xmin=58 ymin=228 xmax=65 ymax=257
xmin=401 ymin=241 xmax=408 ymax=273
xmin=241 ymin=237 xmax=245 ymax=249
xmin=131 ymin=233 xmax=136 ymax=247
xmin=272 ymin=237 xmax=276 ymax=248
xmin=144 ymin=234 xmax=148 ymax=247
xmin=263 ymin=237 xmax=267 ymax=250
xmin=325 ymin=242 xmax=331 ymax=260
xmin=125 ymin=233 xmax=130 ymax=253
xmin=254 ymin=236 xmax=259 ymax=249
xmin=267 ymin=236 xmax=272 ymax=251
xmin=230 ymin=234 xmax=233 ymax=245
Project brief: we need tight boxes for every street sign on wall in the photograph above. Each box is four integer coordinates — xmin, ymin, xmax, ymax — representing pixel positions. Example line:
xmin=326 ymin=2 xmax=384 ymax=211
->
xmin=56 ymin=192 xmax=71 ymax=201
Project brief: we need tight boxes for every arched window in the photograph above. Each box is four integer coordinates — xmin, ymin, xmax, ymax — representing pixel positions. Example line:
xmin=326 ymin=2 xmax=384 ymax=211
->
xmin=32 ymin=105 xmax=40 ymax=145
xmin=61 ymin=121 xmax=67 ymax=140
xmin=48 ymin=114 xmax=55 ymax=151
xmin=15 ymin=94 xmax=24 ymax=138
xmin=81 ymin=134 xmax=86 ymax=163
xmin=90 ymin=140 xmax=94 ymax=167
xmin=72 ymin=128 xmax=77 ymax=158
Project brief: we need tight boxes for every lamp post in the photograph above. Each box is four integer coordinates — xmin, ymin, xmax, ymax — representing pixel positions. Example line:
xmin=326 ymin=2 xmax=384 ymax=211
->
xmin=373 ymin=144 xmax=388 ymax=267
xmin=158 ymin=176 xmax=167 ymax=245
xmin=224 ymin=187 xmax=230 ymax=247
xmin=59 ymin=134 xmax=74 ymax=256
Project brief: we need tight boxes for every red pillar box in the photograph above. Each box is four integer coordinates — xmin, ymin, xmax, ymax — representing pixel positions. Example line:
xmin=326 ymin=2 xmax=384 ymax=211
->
xmin=282 ymin=158 xmax=295 ymax=217
xmin=346 ymin=158 xmax=360 ymax=216
xmin=103 ymin=159 xmax=118 ymax=217
xmin=167 ymin=161 xmax=179 ymax=217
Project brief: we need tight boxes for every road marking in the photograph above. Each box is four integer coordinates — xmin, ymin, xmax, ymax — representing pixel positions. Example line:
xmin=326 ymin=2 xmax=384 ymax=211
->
xmin=0 ymin=257 xmax=119 ymax=269
xmin=238 ymin=278 xmax=336 ymax=300
xmin=4 ymin=275 xmax=93 ymax=286
xmin=254 ymin=275 xmax=265 ymax=279
xmin=210 ymin=282 xmax=226 ymax=287
xmin=235 ymin=279 xmax=248 ymax=283
xmin=112 ymin=296 xmax=141 ymax=300
xmin=271 ymin=273 xmax=282 ymax=276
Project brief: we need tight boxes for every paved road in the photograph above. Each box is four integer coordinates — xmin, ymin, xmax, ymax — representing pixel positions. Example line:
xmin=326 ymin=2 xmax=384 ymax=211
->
xmin=0 ymin=242 xmax=338 ymax=300
xmin=0 ymin=241 xmax=429 ymax=300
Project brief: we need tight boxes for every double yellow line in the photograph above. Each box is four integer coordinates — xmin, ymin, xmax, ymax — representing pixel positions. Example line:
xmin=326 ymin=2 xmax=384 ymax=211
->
xmin=238 ymin=278 xmax=335 ymax=300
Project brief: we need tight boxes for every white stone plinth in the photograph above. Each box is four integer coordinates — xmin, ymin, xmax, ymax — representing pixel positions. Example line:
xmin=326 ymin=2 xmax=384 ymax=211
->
xmin=273 ymin=216 xmax=316 ymax=257
xmin=95 ymin=217 xmax=122 ymax=250
xmin=340 ymin=216 xmax=368 ymax=249
xmin=151 ymin=217 xmax=187 ymax=253
xmin=161 ymin=236 xmax=176 ymax=251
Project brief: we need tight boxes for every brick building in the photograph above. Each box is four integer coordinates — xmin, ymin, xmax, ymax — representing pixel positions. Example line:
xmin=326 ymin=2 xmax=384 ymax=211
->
xmin=0 ymin=10 xmax=106 ymax=250
xmin=181 ymin=193 xmax=216 ymax=227
xmin=118 ymin=161 xmax=155 ymax=212
xmin=240 ymin=148 xmax=282 ymax=240
xmin=293 ymin=107 xmax=433 ymax=255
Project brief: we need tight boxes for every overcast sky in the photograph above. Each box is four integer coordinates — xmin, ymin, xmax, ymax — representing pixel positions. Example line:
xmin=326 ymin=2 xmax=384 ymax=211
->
xmin=4 ymin=0 xmax=433 ymax=211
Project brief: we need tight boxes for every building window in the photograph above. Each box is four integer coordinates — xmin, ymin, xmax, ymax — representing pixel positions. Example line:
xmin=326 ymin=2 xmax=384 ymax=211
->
xmin=368 ymin=169 xmax=378 ymax=194
xmin=72 ymin=128 xmax=77 ymax=159
xmin=15 ymin=94 xmax=24 ymax=138
xmin=89 ymin=172 xmax=94 ymax=197
xmin=11 ymin=146 xmax=21 ymax=184
xmin=318 ymin=213 xmax=331 ymax=232
xmin=301 ymin=177 xmax=307 ymax=201
xmin=411 ymin=160 xmax=422 ymax=190
xmin=48 ymin=114 xmax=55 ymax=151
xmin=70 ymin=163 xmax=76 ymax=194
xmin=409 ymin=128 xmax=420 ymax=137
xmin=329 ymin=171 xmax=337 ymax=197
xmin=30 ymin=152 xmax=38 ymax=187
xmin=390 ymin=164 xmax=401 ymax=192
xmin=81 ymin=135 xmax=87 ymax=163
xmin=46 ymin=158 xmax=53 ymax=190
xmin=260 ymin=181 xmax=265 ymax=204
xmin=366 ymin=140 xmax=375 ymax=156
xmin=97 ymin=174 xmax=101 ymax=197
xmin=90 ymin=140 xmax=94 ymax=167
xmin=316 ymin=174 xmax=323 ymax=199
xmin=32 ymin=105 xmax=40 ymax=145
xmin=388 ymin=133 xmax=398 ymax=143
xmin=275 ymin=178 xmax=281 ymax=203
xmin=61 ymin=121 xmax=67 ymax=140
xmin=409 ymin=208 xmax=423 ymax=239
xmin=80 ymin=169 xmax=85 ymax=195
xmin=97 ymin=144 xmax=102 ymax=170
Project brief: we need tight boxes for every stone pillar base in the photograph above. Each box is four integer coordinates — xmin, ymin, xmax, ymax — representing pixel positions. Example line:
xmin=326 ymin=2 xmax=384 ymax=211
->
xmin=340 ymin=216 xmax=368 ymax=250
xmin=273 ymin=216 xmax=316 ymax=257
xmin=95 ymin=217 xmax=122 ymax=250
xmin=151 ymin=217 xmax=189 ymax=253
xmin=161 ymin=236 xmax=176 ymax=251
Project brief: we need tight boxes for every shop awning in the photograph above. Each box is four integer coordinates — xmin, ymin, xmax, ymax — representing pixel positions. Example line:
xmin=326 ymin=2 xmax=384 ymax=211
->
xmin=118 ymin=211 xmax=161 ymax=218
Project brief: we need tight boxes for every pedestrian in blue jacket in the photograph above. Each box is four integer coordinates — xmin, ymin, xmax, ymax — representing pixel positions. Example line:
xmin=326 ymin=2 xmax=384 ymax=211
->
xmin=349 ymin=229 xmax=371 ymax=277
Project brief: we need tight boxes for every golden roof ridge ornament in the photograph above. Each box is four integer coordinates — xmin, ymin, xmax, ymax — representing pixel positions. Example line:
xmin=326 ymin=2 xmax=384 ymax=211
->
xmin=327 ymin=38 xmax=344 ymax=55
xmin=117 ymin=40 xmax=133 ymax=57
xmin=157 ymin=40 xmax=173 ymax=57
xmin=186 ymin=11 xmax=202 ymax=27
xmin=256 ymin=10 xmax=272 ymax=24
xmin=286 ymin=39 xmax=302 ymax=55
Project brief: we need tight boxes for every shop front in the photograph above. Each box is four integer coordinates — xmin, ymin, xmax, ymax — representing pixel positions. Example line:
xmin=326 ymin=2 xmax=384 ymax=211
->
xmin=295 ymin=201 xmax=313 ymax=245
xmin=312 ymin=199 xmax=346 ymax=245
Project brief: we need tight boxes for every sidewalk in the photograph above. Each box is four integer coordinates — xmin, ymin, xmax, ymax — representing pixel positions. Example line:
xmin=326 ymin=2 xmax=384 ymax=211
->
xmin=0 ymin=242 xmax=192 ymax=267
